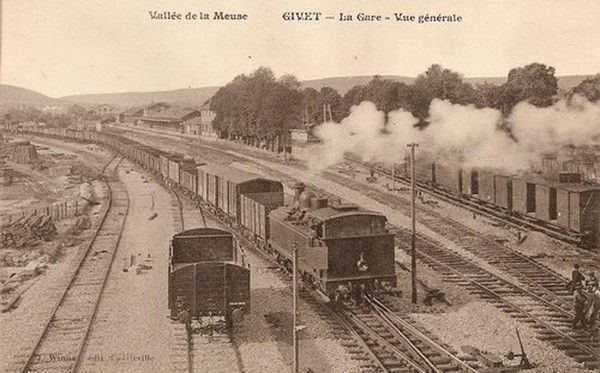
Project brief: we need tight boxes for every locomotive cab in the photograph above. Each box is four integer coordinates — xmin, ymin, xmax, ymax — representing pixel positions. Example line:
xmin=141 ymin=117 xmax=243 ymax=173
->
xmin=268 ymin=194 xmax=397 ymax=299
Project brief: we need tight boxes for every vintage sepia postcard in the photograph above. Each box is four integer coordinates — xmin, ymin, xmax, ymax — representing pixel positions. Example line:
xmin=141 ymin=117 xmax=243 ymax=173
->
xmin=1 ymin=0 xmax=600 ymax=372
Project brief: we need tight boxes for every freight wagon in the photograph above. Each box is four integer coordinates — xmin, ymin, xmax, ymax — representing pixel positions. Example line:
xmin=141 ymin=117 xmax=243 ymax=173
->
xmin=435 ymin=163 xmax=462 ymax=194
xmin=168 ymin=228 xmax=250 ymax=322
xmin=198 ymin=164 xmax=284 ymax=224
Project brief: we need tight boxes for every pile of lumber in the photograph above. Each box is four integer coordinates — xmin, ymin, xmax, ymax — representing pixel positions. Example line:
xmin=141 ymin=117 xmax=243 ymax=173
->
xmin=1 ymin=212 xmax=57 ymax=249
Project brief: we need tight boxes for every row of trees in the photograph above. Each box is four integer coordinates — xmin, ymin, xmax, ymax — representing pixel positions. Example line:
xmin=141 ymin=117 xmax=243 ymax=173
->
xmin=1 ymin=103 xmax=112 ymax=127
xmin=211 ymin=63 xmax=600 ymax=139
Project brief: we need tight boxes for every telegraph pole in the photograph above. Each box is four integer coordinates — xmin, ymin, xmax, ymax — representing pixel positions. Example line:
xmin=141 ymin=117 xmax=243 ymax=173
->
xmin=407 ymin=143 xmax=419 ymax=304
xmin=391 ymin=163 xmax=396 ymax=192
xmin=293 ymin=242 xmax=299 ymax=373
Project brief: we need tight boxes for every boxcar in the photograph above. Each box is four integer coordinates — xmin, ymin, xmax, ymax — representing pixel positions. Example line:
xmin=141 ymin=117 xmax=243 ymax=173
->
xmin=159 ymin=154 xmax=170 ymax=180
xmin=462 ymin=169 xmax=478 ymax=196
xmin=535 ymin=182 xmax=556 ymax=221
xmin=168 ymin=157 xmax=182 ymax=185
xmin=555 ymin=184 xmax=600 ymax=241
xmin=169 ymin=262 xmax=250 ymax=319
xmin=168 ymin=228 xmax=250 ymax=320
xmin=239 ymin=190 xmax=284 ymax=243
xmin=180 ymin=162 xmax=199 ymax=195
xmin=199 ymin=164 xmax=284 ymax=222
xmin=414 ymin=160 xmax=435 ymax=184
xmin=197 ymin=164 xmax=208 ymax=201
xmin=494 ymin=174 xmax=513 ymax=210
xmin=435 ymin=163 xmax=462 ymax=194
xmin=477 ymin=170 xmax=495 ymax=204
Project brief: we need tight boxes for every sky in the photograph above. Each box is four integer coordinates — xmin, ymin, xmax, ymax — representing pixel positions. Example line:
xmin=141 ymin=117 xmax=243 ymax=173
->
xmin=1 ymin=0 xmax=600 ymax=97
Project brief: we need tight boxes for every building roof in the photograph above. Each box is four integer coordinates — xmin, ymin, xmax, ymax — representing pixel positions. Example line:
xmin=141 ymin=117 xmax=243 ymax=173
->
xmin=182 ymin=116 xmax=203 ymax=126
xmin=121 ymin=106 xmax=143 ymax=116
xmin=199 ymin=98 xmax=211 ymax=110
xmin=144 ymin=102 xmax=199 ymax=121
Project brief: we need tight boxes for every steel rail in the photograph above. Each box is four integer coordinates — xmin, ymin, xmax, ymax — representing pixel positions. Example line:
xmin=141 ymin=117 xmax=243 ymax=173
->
xmin=341 ymin=306 xmax=428 ymax=373
xmin=17 ymin=155 xmax=126 ymax=373
xmin=366 ymin=297 xmax=441 ymax=373
xmin=401 ymin=229 xmax=600 ymax=336
xmin=71 ymin=157 xmax=129 ymax=372
xmin=414 ymin=248 xmax=600 ymax=360
xmin=369 ymin=296 xmax=479 ymax=373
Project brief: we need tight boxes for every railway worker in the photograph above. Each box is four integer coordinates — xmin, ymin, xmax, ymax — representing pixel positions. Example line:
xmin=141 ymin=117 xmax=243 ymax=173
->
xmin=573 ymin=285 xmax=588 ymax=329
xmin=571 ymin=264 xmax=585 ymax=293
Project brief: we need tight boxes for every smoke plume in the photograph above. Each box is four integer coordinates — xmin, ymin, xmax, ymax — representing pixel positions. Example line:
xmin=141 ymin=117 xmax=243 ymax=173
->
xmin=307 ymin=95 xmax=600 ymax=174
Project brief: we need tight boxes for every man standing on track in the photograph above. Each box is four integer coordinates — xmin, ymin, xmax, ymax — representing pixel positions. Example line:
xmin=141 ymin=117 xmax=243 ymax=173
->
xmin=571 ymin=264 xmax=585 ymax=293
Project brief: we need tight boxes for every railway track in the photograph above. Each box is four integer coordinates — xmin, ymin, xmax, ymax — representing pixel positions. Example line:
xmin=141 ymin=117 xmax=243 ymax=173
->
xmin=394 ymin=226 xmax=600 ymax=370
xmin=165 ymin=181 xmax=245 ymax=373
xmin=162 ymin=180 xmax=483 ymax=373
xmin=324 ymin=168 xmax=585 ymax=294
xmin=332 ymin=296 xmax=482 ymax=373
xmin=343 ymin=158 xmax=600 ymax=267
xmin=347 ymin=157 xmax=586 ymax=246
xmin=106 ymin=128 xmax=600 ymax=369
xmin=112 ymin=127 xmax=599 ymax=274
xmin=7 ymin=155 xmax=129 ymax=373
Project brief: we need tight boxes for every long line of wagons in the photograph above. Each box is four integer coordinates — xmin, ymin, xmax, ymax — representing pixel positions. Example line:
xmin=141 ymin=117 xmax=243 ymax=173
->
xmin=361 ymin=155 xmax=600 ymax=248
xmin=18 ymin=126 xmax=398 ymax=322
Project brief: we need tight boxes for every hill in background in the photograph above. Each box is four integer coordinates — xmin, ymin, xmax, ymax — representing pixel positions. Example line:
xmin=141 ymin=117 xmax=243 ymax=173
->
xmin=59 ymin=86 xmax=220 ymax=108
xmin=0 ymin=74 xmax=593 ymax=110
xmin=0 ymin=84 xmax=60 ymax=110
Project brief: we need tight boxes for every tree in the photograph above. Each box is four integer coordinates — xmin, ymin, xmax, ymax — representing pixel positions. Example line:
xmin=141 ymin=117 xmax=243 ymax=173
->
xmin=474 ymin=83 xmax=503 ymax=109
xmin=571 ymin=74 xmax=600 ymax=102
xmin=499 ymin=63 xmax=558 ymax=114
xmin=209 ymin=67 xmax=304 ymax=140
xmin=1 ymin=106 xmax=44 ymax=125
xmin=342 ymin=84 xmax=367 ymax=116
xmin=411 ymin=64 xmax=479 ymax=119
xmin=317 ymin=87 xmax=343 ymax=122
xmin=301 ymin=87 xmax=320 ymax=125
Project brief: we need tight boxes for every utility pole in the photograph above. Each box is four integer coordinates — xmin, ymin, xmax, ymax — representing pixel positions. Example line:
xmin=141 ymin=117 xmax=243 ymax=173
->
xmin=293 ymin=242 xmax=299 ymax=373
xmin=391 ymin=163 xmax=395 ymax=192
xmin=407 ymin=143 xmax=419 ymax=304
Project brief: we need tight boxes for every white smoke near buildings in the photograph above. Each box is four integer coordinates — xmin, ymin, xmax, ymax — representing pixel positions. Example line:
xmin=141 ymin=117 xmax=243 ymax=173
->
xmin=307 ymin=95 xmax=600 ymax=174
xmin=424 ymin=99 xmax=531 ymax=171
xmin=307 ymin=101 xmax=387 ymax=171
xmin=508 ymin=95 xmax=600 ymax=155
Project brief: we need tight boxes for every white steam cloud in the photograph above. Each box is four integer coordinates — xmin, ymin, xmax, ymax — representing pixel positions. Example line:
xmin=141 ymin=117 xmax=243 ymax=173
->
xmin=307 ymin=95 xmax=600 ymax=174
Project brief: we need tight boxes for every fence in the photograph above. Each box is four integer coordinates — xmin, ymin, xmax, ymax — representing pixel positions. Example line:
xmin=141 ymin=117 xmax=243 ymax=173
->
xmin=1 ymin=199 xmax=88 ymax=226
